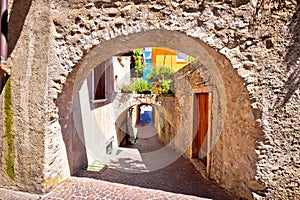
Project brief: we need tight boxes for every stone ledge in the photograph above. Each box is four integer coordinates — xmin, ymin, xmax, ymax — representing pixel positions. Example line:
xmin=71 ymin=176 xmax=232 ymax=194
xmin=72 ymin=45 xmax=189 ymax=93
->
xmin=90 ymin=99 xmax=108 ymax=104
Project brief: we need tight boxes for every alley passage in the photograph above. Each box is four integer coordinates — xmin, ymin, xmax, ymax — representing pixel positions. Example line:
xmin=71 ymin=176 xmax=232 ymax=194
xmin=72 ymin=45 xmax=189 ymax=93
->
xmin=75 ymin=124 xmax=237 ymax=200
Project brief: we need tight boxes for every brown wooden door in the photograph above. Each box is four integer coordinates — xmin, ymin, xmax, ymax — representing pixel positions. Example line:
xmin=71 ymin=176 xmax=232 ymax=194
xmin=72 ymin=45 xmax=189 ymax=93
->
xmin=197 ymin=93 xmax=209 ymax=164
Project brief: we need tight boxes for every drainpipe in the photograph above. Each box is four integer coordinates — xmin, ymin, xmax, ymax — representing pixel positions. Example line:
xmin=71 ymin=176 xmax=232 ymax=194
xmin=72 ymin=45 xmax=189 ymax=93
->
xmin=0 ymin=0 xmax=9 ymax=75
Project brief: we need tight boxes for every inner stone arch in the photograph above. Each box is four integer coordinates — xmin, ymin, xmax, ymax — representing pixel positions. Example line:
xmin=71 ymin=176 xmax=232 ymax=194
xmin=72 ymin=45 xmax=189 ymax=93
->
xmin=58 ymin=29 xmax=263 ymax=199
xmin=72 ymin=29 xmax=227 ymax=158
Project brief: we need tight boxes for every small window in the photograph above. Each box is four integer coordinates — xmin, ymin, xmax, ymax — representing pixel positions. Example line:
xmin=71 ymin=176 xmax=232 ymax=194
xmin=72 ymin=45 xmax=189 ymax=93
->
xmin=94 ymin=62 xmax=106 ymax=100
xmin=176 ymin=51 xmax=187 ymax=62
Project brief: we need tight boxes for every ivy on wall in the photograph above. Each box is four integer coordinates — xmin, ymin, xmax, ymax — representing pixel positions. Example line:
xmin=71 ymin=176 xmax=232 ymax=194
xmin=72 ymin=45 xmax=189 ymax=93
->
xmin=3 ymin=78 xmax=15 ymax=180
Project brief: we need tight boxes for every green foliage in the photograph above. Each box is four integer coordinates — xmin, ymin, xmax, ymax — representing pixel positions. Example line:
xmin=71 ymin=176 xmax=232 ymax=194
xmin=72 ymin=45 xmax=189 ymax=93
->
xmin=147 ymin=66 xmax=174 ymax=94
xmin=121 ymin=84 xmax=133 ymax=93
xmin=133 ymin=49 xmax=145 ymax=74
xmin=159 ymin=78 xmax=173 ymax=94
xmin=146 ymin=66 xmax=174 ymax=83
xmin=3 ymin=78 xmax=15 ymax=180
xmin=132 ymin=78 xmax=150 ymax=93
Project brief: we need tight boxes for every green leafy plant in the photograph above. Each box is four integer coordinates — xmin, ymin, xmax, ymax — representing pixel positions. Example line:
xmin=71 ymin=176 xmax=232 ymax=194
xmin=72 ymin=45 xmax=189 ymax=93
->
xmin=120 ymin=84 xmax=133 ymax=93
xmin=132 ymin=78 xmax=150 ymax=93
xmin=159 ymin=78 xmax=173 ymax=94
xmin=147 ymin=66 xmax=174 ymax=94
xmin=133 ymin=49 xmax=145 ymax=78
xmin=146 ymin=66 xmax=174 ymax=83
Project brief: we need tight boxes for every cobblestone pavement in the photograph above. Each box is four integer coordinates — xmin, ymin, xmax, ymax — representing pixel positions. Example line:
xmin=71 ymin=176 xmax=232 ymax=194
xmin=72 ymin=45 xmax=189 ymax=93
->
xmin=0 ymin=178 xmax=209 ymax=200
xmin=0 ymin=123 xmax=237 ymax=200
xmin=75 ymin=124 xmax=237 ymax=200
xmin=45 ymin=178 xmax=210 ymax=200
xmin=0 ymin=188 xmax=41 ymax=200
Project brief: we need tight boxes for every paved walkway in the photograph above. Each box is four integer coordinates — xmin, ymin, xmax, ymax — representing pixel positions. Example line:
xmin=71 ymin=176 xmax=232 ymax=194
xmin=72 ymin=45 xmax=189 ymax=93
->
xmin=0 ymin=178 xmax=209 ymax=200
xmin=75 ymin=124 xmax=237 ymax=200
xmin=0 ymin=123 xmax=237 ymax=200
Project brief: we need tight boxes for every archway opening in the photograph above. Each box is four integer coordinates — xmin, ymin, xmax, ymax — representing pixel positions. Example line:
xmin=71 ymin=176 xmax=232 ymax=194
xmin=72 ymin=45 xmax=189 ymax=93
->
xmin=116 ymin=103 xmax=161 ymax=153
xmin=58 ymin=30 xmax=260 ymax=199
xmin=71 ymin=46 xmax=200 ymax=172
xmin=137 ymin=104 xmax=153 ymax=126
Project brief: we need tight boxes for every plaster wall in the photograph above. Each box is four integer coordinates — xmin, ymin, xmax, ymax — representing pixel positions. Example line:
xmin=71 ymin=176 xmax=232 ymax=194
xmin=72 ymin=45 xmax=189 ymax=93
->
xmin=78 ymin=79 xmax=116 ymax=164
xmin=113 ymin=56 xmax=131 ymax=92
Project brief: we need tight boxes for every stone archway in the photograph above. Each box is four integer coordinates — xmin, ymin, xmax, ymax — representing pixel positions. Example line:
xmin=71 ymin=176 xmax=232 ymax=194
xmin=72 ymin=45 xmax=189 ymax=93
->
xmin=58 ymin=29 xmax=264 ymax=199
xmin=0 ymin=0 xmax=296 ymax=198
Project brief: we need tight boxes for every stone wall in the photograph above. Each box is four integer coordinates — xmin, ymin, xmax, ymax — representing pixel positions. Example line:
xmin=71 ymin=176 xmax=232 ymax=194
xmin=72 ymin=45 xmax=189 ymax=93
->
xmin=49 ymin=0 xmax=300 ymax=197
xmin=3 ymin=0 xmax=74 ymax=194
xmin=155 ymin=60 xmax=265 ymax=199
xmin=203 ymin=46 xmax=266 ymax=199
xmin=0 ymin=0 xmax=299 ymax=199
xmin=155 ymin=95 xmax=179 ymax=147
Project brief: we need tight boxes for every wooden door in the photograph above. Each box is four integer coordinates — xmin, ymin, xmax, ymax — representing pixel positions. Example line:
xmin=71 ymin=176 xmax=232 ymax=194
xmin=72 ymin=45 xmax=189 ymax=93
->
xmin=197 ymin=93 xmax=209 ymax=164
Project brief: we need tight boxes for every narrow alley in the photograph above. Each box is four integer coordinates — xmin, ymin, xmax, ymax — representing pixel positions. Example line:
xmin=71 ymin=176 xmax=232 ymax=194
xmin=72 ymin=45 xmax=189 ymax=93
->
xmin=74 ymin=122 xmax=237 ymax=200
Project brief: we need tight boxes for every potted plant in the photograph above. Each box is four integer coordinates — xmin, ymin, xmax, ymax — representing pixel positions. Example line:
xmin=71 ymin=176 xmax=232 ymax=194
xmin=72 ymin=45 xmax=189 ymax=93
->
xmin=152 ymin=82 xmax=160 ymax=94
xmin=146 ymin=66 xmax=174 ymax=94
xmin=159 ymin=78 xmax=173 ymax=94
xmin=120 ymin=84 xmax=133 ymax=93
xmin=132 ymin=78 xmax=151 ymax=94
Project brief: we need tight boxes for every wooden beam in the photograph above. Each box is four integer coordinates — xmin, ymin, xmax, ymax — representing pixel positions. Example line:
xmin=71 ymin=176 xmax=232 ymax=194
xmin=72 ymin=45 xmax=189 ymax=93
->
xmin=192 ymin=86 xmax=209 ymax=93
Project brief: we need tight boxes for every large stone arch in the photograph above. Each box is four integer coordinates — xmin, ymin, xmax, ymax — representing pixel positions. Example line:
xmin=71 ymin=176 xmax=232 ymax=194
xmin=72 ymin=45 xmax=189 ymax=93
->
xmin=59 ymin=30 xmax=225 ymax=171
xmin=0 ymin=0 xmax=298 ymax=199
xmin=58 ymin=29 xmax=264 ymax=199
xmin=73 ymin=29 xmax=227 ymax=153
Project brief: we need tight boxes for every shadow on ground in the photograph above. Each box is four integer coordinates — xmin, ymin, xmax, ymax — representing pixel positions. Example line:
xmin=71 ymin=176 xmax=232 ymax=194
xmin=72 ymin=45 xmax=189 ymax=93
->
xmin=75 ymin=124 xmax=237 ymax=200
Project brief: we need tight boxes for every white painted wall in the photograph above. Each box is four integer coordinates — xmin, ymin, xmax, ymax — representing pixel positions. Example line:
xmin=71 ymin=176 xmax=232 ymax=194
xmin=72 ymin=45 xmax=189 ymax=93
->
xmin=113 ymin=56 xmax=131 ymax=92
xmin=79 ymin=79 xmax=118 ymax=165
xmin=78 ymin=79 xmax=148 ymax=172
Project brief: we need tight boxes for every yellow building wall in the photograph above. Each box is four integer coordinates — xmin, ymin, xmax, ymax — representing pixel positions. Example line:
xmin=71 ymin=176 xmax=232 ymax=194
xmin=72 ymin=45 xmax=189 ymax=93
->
xmin=155 ymin=55 xmax=187 ymax=70
xmin=151 ymin=47 xmax=192 ymax=71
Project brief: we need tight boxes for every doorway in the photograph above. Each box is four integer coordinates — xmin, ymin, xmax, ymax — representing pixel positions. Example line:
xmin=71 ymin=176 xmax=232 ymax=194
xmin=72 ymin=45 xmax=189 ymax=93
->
xmin=192 ymin=92 xmax=211 ymax=169
xmin=196 ymin=93 xmax=209 ymax=165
